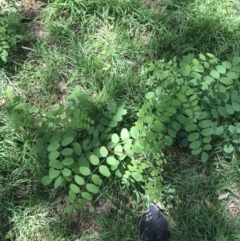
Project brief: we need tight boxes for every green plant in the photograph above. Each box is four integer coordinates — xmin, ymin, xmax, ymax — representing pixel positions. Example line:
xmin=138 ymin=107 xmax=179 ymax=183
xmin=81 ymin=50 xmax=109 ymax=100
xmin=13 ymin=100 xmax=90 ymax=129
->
xmin=7 ymin=53 xmax=240 ymax=215
xmin=213 ymin=123 xmax=240 ymax=159
xmin=141 ymin=53 xmax=240 ymax=162
xmin=0 ymin=13 xmax=24 ymax=63
xmin=7 ymin=85 xmax=165 ymax=212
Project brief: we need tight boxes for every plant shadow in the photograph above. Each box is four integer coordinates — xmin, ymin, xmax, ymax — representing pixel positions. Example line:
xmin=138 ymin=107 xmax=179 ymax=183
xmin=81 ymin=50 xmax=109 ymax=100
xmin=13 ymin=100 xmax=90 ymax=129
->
xmin=162 ymin=156 xmax=240 ymax=241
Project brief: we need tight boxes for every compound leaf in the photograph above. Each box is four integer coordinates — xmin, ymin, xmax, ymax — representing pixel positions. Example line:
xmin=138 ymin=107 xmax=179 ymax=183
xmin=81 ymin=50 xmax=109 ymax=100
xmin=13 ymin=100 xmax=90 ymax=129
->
xmin=47 ymin=142 xmax=60 ymax=152
xmin=225 ymin=104 xmax=234 ymax=115
xmin=49 ymin=151 xmax=60 ymax=160
xmin=199 ymin=53 xmax=206 ymax=61
xmin=232 ymin=56 xmax=240 ymax=66
xmin=49 ymin=168 xmax=60 ymax=179
xmin=49 ymin=159 xmax=62 ymax=169
xmin=74 ymin=175 xmax=85 ymax=185
xmin=61 ymin=136 xmax=74 ymax=146
xmin=78 ymin=156 xmax=89 ymax=167
xmin=82 ymin=192 xmax=93 ymax=201
xmin=201 ymin=152 xmax=209 ymax=162
xmin=199 ymin=120 xmax=212 ymax=128
xmin=210 ymin=70 xmax=220 ymax=79
xmin=232 ymin=102 xmax=240 ymax=111
xmin=99 ymin=165 xmax=111 ymax=177
xmin=219 ymin=77 xmax=233 ymax=85
xmin=68 ymin=190 xmax=76 ymax=203
xmin=89 ymin=154 xmax=99 ymax=166
xmin=62 ymin=168 xmax=71 ymax=176
xmin=130 ymin=126 xmax=140 ymax=139
xmin=62 ymin=148 xmax=73 ymax=156
xmin=86 ymin=183 xmax=99 ymax=194
xmin=201 ymin=128 xmax=214 ymax=136
xmin=107 ymin=103 xmax=116 ymax=113
xmin=172 ymin=121 xmax=181 ymax=131
xmin=73 ymin=142 xmax=82 ymax=155
xmin=177 ymin=114 xmax=187 ymax=125
xmin=91 ymin=174 xmax=102 ymax=186
xmin=70 ymin=184 xmax=80 ymax=193
xmin=203 ymin=144 xmax=212 ymax=151
xmin=216 ymin=65 xmax=226 ymax=74
xmin=211 ymin=108 xmax=219 ymax=119
xmin=222 ymin=61 xmax=231 ymax=69
xmin=64 ymin=205 xmax=74 ymax=214
xmin=132 ymin=172 xmax=142 ymax=181
xmin=111 ymin=133 xmax=120 ymax=144
xmin=188 ymin=132 xmax=200 ymax=142
xmin=218 ymin=106 xmax=227 ymax=117
xmin=191 ymin=148 xmax=202 ymax=155
xmin=145 ymin=92 xmax=155 ymax=99
xmin=165 ymin=136 xmax=173 ymax=146
xmin=226 ymin=71 xmax=239 ymax=80
xmin=41 ymin=175 xmax=52 ymax=185
xmin=54 ymin=176 xmax=63 ymax=188
xmin=100 ymin=146 xmax=108 ymax=157
xmin=202 ymin=136 xmax=212 ymax=143
xmin=107 ymin=156 xmax=119 ymax=166
xmin=185 ymin=124 xmax=197 ymax=132
xmin=79 ymin=166 xmax=91 ymax=176
xmin=120 ymin=128 xmax=129 ymax=141
xmin=62 ymin=158 xmax=74 ymax=166
xmin=189 ymin=140 xmax=201 ymax=149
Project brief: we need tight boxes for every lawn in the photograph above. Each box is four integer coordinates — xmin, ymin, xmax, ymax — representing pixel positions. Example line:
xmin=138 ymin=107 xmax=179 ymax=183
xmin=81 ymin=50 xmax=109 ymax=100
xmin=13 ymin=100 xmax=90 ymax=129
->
xmin=0 ymin=0 xmax=240 ymax=240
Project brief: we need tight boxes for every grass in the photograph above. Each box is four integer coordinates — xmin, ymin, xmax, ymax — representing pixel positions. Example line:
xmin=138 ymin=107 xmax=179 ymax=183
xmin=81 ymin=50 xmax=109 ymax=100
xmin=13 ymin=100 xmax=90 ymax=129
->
xmin=1 ymin=0 xmax=240 ymax=240
xmin=163 ymin=156 xmax=240 ymax=241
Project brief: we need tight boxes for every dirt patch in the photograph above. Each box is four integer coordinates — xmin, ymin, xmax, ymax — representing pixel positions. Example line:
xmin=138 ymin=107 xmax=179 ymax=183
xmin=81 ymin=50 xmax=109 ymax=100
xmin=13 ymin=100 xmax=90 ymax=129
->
xmin=21 ymin=0 xmax=50 ymax=38
xmin=228 ymin=196 xmax=240 ymax=216
xmin=61 ymin=199 xmax=112 ymax=236
xmin=73 ymin=205 xmax=100 ymax=237
xmin=21 ymin=0 xmax=46 ymax=20
xmin=164 ymin=144 xmax=192 ymax=168
xmin=143 ymin=0 xmax=164 ymax=9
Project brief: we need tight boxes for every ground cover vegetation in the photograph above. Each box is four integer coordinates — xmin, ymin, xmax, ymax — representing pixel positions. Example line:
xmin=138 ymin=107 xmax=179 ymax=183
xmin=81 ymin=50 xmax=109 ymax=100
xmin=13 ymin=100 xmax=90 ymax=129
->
xmin=0 ymin=0 xmax=240 ymax=240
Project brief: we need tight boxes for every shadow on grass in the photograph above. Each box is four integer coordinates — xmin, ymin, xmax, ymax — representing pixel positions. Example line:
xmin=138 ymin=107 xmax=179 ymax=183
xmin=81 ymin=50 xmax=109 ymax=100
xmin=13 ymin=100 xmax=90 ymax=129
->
xmin=147 ymin=0 xmax=240 ymax=60
xmin=162 ymin=156 xmax=240 ymax=241
xmin=0 ymin=111 xmax=56 ymax=239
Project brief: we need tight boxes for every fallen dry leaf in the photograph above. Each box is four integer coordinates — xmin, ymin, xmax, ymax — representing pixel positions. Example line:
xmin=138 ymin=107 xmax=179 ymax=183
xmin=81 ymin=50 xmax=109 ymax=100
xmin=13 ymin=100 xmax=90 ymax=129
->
xmin=205 ymin=199 xmax=217 ymax=210
xmin=218 ymin=192 xmax=230 ymax=200
xmin=0 ymin=99 xmax=6 ymax=107
xmin=71 ymin=208 xmax=80 ymax=220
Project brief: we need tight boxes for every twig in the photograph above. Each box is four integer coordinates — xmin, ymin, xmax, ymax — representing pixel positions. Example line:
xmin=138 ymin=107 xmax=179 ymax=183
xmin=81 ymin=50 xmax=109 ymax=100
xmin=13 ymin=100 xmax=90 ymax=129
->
xmin=2 ymin=72 xmax=22 ymax=95
xmin=21 ymin=46 xmax=37 ymax=52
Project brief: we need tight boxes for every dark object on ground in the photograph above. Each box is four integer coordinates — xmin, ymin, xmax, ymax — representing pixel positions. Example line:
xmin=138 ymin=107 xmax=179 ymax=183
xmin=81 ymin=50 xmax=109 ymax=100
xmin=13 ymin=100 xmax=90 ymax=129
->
xmin=138 ymin=204 xmax=169 ymax=241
